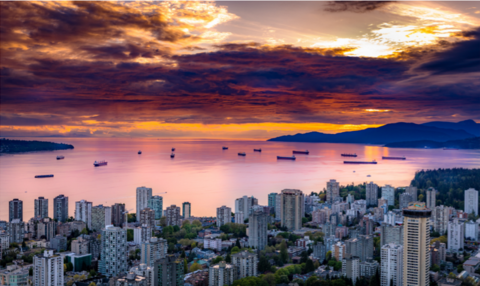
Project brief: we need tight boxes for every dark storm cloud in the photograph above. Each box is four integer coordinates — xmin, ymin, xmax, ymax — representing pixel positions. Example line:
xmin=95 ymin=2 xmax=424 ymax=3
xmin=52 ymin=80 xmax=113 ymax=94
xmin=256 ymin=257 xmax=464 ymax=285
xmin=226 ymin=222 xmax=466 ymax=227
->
xmin=324 ymin=1 xmax=393 ymax=13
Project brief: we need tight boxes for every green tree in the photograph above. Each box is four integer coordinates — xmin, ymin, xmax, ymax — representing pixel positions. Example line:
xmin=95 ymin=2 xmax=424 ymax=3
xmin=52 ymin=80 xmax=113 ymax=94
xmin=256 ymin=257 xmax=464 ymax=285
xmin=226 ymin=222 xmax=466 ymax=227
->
xmin=231 ymin=246 xmax=241 ymax=254
xmin=262 ymin=273 xmax=276 ymax=286
xmin=258 ymin=256 xmax=271 ymax=273
xmin=305 ymin=259 xmax=315 ymax=273
xmin=184 ymin=259 xmax=188 ymax=274
xmin=212 ymin=256 xmax=224 ymax=264
xmin=226 ymin=252 xmax=232 ymax=263
xmin=280 ymin=241 xmax=288 ymax=263
xmin=189 ymin=262 xmax=203 ymax=272
xmin=88 ymin=283 xmax=96 ymax=286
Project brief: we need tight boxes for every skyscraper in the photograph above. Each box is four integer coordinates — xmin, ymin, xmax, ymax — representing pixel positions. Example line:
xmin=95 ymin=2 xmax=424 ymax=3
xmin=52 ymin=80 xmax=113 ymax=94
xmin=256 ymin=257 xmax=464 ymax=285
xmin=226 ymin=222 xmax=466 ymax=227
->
xmin=140 ymin=237 xmax=167 ymax=267
xmin=268 ymin=193 xmax=277 ymax=213
xmin=381 ymin=185 xmax=395 ymax=206
xmin=235 ymin=196 xmax=258 ymax=219
xmin=53 ymin=195 xmax=68 ymax=223
xmin=381 ymin=243 xmax=403 ymax=286
xmin=9 ymin=199 xmax=23 ymax=222
xmin=248 ymin=210 xmax=268 ymax=250
xmin=7 ymin=219 xmax=24 ymax=243
xmin=235 ymin=211 xmax=244 ymax=224
xmin=182 ymin=202 xmax=191 ymax=219
xmin=154 ymin=254 xmax=184 ymax=286
xmin=366 ymin=182 xmax=378 ymax=207
xmin=342 ymin=256 xmax=360 ymax=285
xmin=231 ymin=250 xmax=258 ymax=279
xmin=136 ymin=186 xmax=152 ymax=222
xmin=111 ymin=203 xmax=126 ymax=227
xmin=33 ymin=250 xmax=64 ymax=286
xmin=37 ymin=218 xmax=56 ymax=241
xmin=379 ymin=224 xmax=403 ymax=247
xmin=34 ymin=197 xmax=49 ymax=219
xmin=405 ymin=186 xmax=418 ymax=201
xmin=399 ymin=193 xmax=413 ymax=209
xmin=216 ymin=206 xmax=231 ymax=227
xmin=148 ymin=196 xmax=163 ymax=220
xmin=326 ymin=180 xmax=340 ymax=204
xmin=99 ymin=225 xmax=128 ymax=278
xmin=208 ymin=261 xmax=236 ymax=286
xmin=447 ymin=218 xmax=464 ymax=251
xmin=426 ymin=188 xmax=436 ymax=209
xmin=92 ymin=205 xmax=112 ymax=232
xmin=464 ymin=188 xmax=479 ymax=216
xmin=278 ymin=189 xmax=305 ymax=231
xmin=432 ymin=205 xmax=452 ymax=235
xmin=140 ymin=208 xmax=156 ymax=228
xmin=403 ymin=202 xmax=431 ymax=286
xmin=165 ymin=205 xmax=181 ymax=226
xmin=75 ymin=200 xmax=92 ymax=229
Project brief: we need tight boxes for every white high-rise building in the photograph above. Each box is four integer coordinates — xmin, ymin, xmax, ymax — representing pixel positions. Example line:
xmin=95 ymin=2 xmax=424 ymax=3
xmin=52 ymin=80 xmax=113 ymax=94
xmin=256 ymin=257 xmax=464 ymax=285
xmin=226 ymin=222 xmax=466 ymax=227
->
xmin=216 ymin=206 xmax=231 ymax=227
xmin=381 ymin=243 xmax=403 ymax=286
xmin=278 ymin=189 xmax=305 ymax=231
xmin=231 ymin=250 xmax=258 ymax=279
xmin=326 ymin=180 xmax=340 ymax=204
xmin=165 ymin=205 xmax=181 ymax=226
xmin=465 ymin=220 xmax=479 ymax=241
xmin=448 ymin=218 xmax=465 ymax=251
xmin=91 ymin=205 xmax=112 ymax=232
xmin=136 ymin=187 xmax=153 ymax=222
xmin=342 ymin=256 xmax=360 ymax=285
xmin=208 ymin=261 xmax=236 ymax=286
xmin=33 ymin=250 xmax=64 ymax=286
xmin=99 ymin=225 xmax=128 ymax=278
xmin=433 ymin=205 xmax=453 ymax=235
xmin=7 ymin=219 xmax=24 ymax=243
xmin=235 ymin=196 xmax=258 ymax=219
xmin=381 ymin=185 xmax=395 ymax=206
xmin=366 ymin=182 xmax=378 ymax=207
xmin=75 ymin=200 xmax=92 ymax=229
xmin=235 ymin=212 xmax=244 ymax=224
xmin=465 ymin=188 xmax=479 ymax=216
xmin=134 ymin=225 xmax=152 ymax=245
xmin=248 ymin=210 xmax=268 ymax=251
xmin=34 ymin=197 xmax=49 ymax=219
xmin=140 ymin=237 xmax=167 ymax=267
xmin=426 ymin=188 xmax=437 ymax=209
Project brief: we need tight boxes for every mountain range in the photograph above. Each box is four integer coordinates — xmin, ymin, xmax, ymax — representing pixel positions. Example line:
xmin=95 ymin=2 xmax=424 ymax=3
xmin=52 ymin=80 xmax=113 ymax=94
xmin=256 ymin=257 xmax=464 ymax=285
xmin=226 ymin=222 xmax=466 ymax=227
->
xmin=267 ymin=120 xmax=480 ymax=146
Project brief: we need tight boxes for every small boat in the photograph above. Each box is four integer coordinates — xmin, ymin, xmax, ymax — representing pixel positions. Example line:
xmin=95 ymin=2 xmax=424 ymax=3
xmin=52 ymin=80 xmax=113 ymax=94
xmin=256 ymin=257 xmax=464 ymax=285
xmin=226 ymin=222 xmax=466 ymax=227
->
xmin=138 ymin=151 xmax=142 ymax=154
xmin=292 ymin=150 xmax=309 ymax=155
xmin=382 ymin=156 xmax=406 ymax=160
xmin=172 ymin=148 xmax=175 ymax=152
xmin=170 ymin=153 xmax=175 ymax=158
xmin=94 ymin=160 xmax=107 ymax=167
xmin=254 ymin=149 xmax=262 ymax=152
xmin=277 ymin=156 xmax=296 ymax=160
xmin=344 ymin=160 xmax=377 ymax=164
xmin=56 ymin=155 xmax=64 ymax=160
xmin=238 ymin=152 xmax=246 ymax=156
xmin=35 ymin=174 xmax=54 ymax=178
xmin=222 ymin=147 xmax=228 ymax=150
xmin=367 ymin=175 xmax=371 ymax=177
xmin=341 ymin=153 xmax=357 ymax=157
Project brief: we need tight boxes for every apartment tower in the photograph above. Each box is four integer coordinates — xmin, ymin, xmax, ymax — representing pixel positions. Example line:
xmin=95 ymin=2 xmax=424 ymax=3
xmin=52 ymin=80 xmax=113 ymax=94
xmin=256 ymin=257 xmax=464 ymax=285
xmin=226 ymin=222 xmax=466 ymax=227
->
xmin=136 ymin=186 xmax=153 ymax=222
xmin=34 ymin=197 xmax=49 ymax=219
xmin=53 ymin=195 xmax=69 ymax=223
xmin=182 ymin=202 xmax=191 ymax=219
xmin=278 ymin=189 xmax=305 ymax=231
xmin=9 ymin=199 xmax=23 ymax=222
xmin=326 ymin=180 xmax=340 ymax=204
xmin=366 ymin=182 xmax=378 ymax=207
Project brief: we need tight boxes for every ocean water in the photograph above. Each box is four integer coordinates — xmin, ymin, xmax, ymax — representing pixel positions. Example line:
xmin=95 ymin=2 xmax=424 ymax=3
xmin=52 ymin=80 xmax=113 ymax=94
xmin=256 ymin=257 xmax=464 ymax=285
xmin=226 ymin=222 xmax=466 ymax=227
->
xmin=0 ymin=137 xmax=479 ymax=220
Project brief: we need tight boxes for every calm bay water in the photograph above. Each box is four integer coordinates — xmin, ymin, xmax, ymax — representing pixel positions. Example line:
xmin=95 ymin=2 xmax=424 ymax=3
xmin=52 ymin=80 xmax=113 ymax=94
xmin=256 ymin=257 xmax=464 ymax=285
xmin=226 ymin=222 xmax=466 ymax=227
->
xmin=0 ymin=137 xmax=479 ymax=220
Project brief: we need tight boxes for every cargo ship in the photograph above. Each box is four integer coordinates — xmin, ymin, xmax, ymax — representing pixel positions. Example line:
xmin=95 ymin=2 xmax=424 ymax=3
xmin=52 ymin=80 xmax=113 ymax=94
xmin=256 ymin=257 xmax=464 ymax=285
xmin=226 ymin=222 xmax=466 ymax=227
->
xmin=56 ymin=155 xmax=65 ymax=160
xmin=382 ymin=156 xmax=406 ymax=160
xmin=292 ymin=150 xmax=309 ymax=155
xmin=170 ymin=153 xmax=175 ymax=158
xmin=35 ymin=174 xmax=54 ymax=178
xmin=238 ymin=152 xmax=246 ymax=156
xmin=254 ymin=149 xmax=262 ymax=152
xmin=222 ymin=147 xmax=228 ymax=150
xmin=138 ymin=150 xmax=142 ymax=154
xmin=171 ymin=148 xmax=175 ymax=152
xmin=344 ymin=160 xmax=377 ymax=164
xmin=277 ymin=156 xmax=296 ymax=160
xmin=341 ymin=153 xmax=357 ymax=157
xmin=94 ymin=160 xmax=107 ymax=167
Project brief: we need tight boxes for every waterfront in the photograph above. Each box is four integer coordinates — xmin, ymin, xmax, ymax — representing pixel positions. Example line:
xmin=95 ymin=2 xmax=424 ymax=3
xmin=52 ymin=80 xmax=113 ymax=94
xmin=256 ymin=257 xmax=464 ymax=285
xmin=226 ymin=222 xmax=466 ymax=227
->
xmin=0 ymin=137 xmax=479 ymax=220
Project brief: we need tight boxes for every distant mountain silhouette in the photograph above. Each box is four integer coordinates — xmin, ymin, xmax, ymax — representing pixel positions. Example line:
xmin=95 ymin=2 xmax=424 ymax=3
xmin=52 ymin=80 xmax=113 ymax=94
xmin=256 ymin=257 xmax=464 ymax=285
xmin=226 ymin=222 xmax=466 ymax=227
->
xmin=422 ymin=120 xmax=480 ymax=136
xmin=385 ymin=137 xmax=480 ymax=149
xmin=267 ymin=122 xmax=477 ymax=145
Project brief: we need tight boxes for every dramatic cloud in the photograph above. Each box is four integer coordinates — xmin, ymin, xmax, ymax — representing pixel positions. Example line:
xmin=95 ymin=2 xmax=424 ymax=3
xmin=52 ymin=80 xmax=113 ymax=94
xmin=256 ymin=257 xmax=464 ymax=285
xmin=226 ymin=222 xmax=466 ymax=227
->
xmin=324 ymin=1 xmax=394 ymax=13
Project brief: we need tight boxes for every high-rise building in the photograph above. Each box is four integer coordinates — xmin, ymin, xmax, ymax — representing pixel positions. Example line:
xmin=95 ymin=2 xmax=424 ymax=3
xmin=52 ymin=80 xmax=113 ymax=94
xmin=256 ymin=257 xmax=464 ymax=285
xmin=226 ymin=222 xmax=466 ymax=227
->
xmin=71 ymin=237 xmax=89 ymax=255
xmin=136 ymin=187 xmax=153 ymax=222
xmin=33 ymin=250 xmax=64 ymax=286
xmin=154 ymin=254 xmax=184 ymax=286
xmin=342 ymin=256 xmax=360 ymax=285
xmin=37 ymin=218 xmax=56 ymax=241
xmin=313 ymin=242 xmax=327 ymax=263
xmin=403 ymin=202 xmax=431 ymax=286
xmin=465 ymin=220 xmax=479 ymax=241
xmin=248 ymin=210 xmax=268 ymax=251
xmin=268 ymin=193 xmax=277 ymax=213
xmin=345 ymin=235 xmax=374 ymax=262
xmin=312 ymin=208 xmax=328 ymax=225
xmin=111 ymin=203 xmax=126 ymax=227
xmin=381 ymin=185 xmax=395 ymax=206
xmin=134 ymin=225 xmax=152 ymax=245
xmin=360 ymin=258 xmax=379 ymax=279
xmin=405 ymin=186 xmax=418 ymax=201
xmin=34 ymin=197 xmax=49 ymax=219
xmin=381 ymin=243 xmax=403 ymax=286
xmin=7 ymin=219 xmax=24 ymax=243
xmin=235 ymin=212 xmax=244 ymax=224
xmin=165 ymin=205 xmax=181 ymax=226
xmin=208 ymin=261 xmax=236 ymax=286
xmin=426 ymin=188 xmax=437 ymax=209
xmin=50 ymin=235 xmax=67 ymax=252
xmin=278 ymin=189 xmax=305 ymax=231
xmin=140 ymin=237 xmax=167 ymax=267
xmin=433 ymin=205 xmax=453 ymax=235
xmin=379 ymin=224 xmax=403 ymax=247
xmin=75 ymin=200 xmax=92 ymax=229
xmin=99 ymin=225 xmax=128 ymax=278
xmin=447 ymin=218 xmax=465 ymax=251
xmin=216 ymin=206 xmax=231 ymax=227
xmin=326 ymin=180 xmax=340 ymax=204
xmin=148 ymin=196 xmax=163 ymax=220
xmin=182 ymin=202 xmax=191 ymax=219
xmin=465 ymin=188 xmax=479 ymax=216
xmin=9 ymin=199 xmax=23 ymax=222
xmin=53 ymin=195 xmax=68 ymax=223
xmin=140 ymin=208 xmax=156 ymax=228
xmin=332 ymin=241 xmax=346 ymax=261
xmin=92 ymin=205 xmax=112 ymax=232
xmin=235 ymin=196 xmax=258 ymax=219
xmin=231 ymin=250 xmax=257 ymax=279
xmin=366 ymin=182 xmax=378 ymax=207
xmin=399 ymin=193 xmax=413 ymax=209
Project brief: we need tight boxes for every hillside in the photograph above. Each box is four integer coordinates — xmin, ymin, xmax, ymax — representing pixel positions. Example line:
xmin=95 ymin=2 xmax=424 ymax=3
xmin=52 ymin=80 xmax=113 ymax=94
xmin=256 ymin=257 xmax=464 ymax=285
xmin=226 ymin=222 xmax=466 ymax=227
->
xmin=0 ymin=139 xmax=74 ymax=153
xmin=422 ymin=119 xmax=480 ymax=136
xmin=384 ymin=137 xmax=480 ymax=149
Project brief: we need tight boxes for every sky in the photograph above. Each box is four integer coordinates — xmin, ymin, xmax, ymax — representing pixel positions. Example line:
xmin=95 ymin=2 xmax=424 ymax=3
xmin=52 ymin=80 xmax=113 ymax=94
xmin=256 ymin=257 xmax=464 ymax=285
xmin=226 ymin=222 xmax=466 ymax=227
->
xmin=1 ymin=1 xmax=480 ymax=139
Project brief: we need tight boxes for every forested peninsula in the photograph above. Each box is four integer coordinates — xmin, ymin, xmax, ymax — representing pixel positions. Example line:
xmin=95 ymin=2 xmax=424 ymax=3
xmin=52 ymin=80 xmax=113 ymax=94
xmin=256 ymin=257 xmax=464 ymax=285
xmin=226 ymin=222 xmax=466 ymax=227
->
xmin=0 ymin=139 xmax=74 ymax=153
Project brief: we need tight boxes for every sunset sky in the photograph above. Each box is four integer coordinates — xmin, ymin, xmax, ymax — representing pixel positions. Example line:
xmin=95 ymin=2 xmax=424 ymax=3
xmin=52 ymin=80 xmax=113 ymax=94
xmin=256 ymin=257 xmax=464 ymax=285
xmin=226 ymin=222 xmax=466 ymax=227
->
xmin=1 ymin=1 xmax=479 ymax=139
